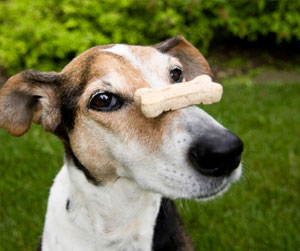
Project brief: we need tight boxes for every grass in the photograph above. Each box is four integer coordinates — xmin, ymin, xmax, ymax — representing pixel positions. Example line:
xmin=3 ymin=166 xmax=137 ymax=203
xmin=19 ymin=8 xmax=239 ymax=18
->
xmin=1 ymin=81 xmax=300 ymax=250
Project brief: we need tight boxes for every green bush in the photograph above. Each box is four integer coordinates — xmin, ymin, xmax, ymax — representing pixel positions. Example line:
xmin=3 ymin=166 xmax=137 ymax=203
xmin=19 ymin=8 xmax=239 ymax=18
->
xmin=0 ymin=0 xmax=300 ymax=74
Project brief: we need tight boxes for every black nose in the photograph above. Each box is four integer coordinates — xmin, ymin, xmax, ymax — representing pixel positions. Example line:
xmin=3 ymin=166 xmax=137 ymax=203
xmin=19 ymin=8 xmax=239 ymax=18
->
xmin=188 ymin=130 xmax=243 ymax=176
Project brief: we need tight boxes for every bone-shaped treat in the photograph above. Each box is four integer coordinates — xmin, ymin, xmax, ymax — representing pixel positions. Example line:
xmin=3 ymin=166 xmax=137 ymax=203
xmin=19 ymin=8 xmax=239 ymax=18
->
xmin=134 ymin=75 xmax=223 ymax=118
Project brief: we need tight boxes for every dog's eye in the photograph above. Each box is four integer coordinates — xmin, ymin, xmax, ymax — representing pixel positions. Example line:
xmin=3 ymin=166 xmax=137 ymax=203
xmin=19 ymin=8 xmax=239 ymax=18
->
xmin=88 ymin=92 xmax=123 ymax=112
xmin=170 ymin=67 xmax=183 ymax=83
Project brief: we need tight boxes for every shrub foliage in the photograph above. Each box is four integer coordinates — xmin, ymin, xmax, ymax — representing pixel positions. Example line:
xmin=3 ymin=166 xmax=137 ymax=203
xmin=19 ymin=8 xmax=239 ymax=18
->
xmin=0 ymin=0 xmax=299 ymax=74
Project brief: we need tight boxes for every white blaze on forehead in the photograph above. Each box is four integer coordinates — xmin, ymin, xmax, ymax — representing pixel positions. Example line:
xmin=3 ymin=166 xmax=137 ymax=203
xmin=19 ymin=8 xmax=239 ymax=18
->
xmin=102 ymin=44 xmax=174 ymax=88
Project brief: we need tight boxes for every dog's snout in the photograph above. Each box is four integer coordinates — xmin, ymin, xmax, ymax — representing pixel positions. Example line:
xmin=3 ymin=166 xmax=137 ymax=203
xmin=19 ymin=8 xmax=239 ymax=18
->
xmin=188 ymin=130 xmax=243 ymax=176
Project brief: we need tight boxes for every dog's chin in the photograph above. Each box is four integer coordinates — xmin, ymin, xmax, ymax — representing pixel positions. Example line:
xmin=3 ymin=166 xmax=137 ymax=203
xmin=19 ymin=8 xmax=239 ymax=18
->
xmin=195 ymin=182 xmax=230 ymax=201
xmin=195 ymin=164 xmax=242 ymax=201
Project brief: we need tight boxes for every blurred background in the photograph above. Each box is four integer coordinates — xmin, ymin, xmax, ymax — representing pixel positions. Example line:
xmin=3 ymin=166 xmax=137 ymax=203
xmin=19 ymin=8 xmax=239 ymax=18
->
xmin=0 ymin=0 xmax=299 ymax=250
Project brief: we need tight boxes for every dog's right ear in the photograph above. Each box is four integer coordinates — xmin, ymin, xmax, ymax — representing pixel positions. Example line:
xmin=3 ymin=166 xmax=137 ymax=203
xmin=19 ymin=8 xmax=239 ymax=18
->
xmin=154 ymin=36 xmax=212 ymax=81
xmin=0 ymin=69 xmax=61 ymax=136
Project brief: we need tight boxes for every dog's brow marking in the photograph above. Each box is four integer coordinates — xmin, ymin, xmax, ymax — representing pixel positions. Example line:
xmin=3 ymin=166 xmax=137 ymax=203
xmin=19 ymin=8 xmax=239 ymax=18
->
xmin=103 ymin=81 xmax=112 ymax=87
xmin=100 ymin=71 xmax=127 ymax=90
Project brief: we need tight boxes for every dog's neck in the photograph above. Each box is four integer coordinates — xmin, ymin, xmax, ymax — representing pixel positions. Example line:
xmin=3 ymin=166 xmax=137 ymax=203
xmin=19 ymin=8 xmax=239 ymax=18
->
xmin=42 ymin=158 xmax=162 ymax=251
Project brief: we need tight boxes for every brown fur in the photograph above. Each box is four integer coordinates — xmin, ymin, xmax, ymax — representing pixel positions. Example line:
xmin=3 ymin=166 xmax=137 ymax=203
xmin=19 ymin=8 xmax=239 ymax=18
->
xmin=0 ymin=72 xmax=60 ymax=136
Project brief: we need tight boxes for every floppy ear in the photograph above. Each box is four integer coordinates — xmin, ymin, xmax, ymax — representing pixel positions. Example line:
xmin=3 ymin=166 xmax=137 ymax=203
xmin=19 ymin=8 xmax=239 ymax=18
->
xmin=154 ymin=36 xmax=212 ymax=81
xmin=0 ymin=69 xmax=61 ymax=136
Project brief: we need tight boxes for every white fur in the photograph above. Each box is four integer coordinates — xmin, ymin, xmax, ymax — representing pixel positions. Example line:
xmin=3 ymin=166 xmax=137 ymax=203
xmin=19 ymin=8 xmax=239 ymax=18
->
xmin=42 ymin=159 xmax=161 ymax=251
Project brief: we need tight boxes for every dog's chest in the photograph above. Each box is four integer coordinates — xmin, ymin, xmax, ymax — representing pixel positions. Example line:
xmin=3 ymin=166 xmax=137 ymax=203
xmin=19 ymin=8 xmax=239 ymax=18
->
xmin=42 ymin=166 xmax=161 ymax=251
xmin=84 ymin=199 xmax=160 ymax=251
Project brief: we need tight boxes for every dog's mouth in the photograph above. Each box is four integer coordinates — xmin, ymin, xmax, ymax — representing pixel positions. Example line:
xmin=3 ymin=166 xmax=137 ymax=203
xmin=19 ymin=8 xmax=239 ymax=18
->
xmin=196 ymin=181 xmax=229 ymax=200
xmin=195 ymin=164 xmax=242 ymax=200
xmin=154 ymin=159 xmax=242 ymax=200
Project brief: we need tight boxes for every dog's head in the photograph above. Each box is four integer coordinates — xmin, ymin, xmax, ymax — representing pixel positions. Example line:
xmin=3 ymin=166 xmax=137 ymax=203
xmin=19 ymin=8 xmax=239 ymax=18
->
xmin=0 ymin=36 xmax=243 ymax=199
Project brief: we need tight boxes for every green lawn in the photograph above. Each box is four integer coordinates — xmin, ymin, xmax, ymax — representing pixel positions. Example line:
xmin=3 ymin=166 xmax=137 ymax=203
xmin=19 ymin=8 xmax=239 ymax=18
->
xmin=0 ymin=82 xmax=299 ymax=250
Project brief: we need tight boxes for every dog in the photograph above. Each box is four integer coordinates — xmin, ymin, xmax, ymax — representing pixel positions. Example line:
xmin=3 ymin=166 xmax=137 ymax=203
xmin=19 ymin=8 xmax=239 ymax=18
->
xmin=0 ymin=36 xmax=243 ymax=251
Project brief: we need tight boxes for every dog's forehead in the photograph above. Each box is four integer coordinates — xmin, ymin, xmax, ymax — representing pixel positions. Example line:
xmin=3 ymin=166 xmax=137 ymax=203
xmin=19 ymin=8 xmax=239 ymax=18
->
xmin=100 ymin=44 xmax=177 ymax=89
xmin=61 ymin=44 xmax=178 ymax=94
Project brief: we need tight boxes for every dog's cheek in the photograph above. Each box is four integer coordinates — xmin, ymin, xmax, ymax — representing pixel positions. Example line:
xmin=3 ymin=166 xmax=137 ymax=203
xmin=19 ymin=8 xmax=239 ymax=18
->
xmin=67 ymin=116 xmax=120 ymax=184
xmin=84 ymin=105 xmax=167 ymax=153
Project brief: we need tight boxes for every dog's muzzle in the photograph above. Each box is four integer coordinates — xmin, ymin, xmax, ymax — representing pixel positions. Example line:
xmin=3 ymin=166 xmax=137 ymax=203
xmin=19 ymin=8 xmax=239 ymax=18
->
xmin=188 ymin=130 xmax=243 ymax=177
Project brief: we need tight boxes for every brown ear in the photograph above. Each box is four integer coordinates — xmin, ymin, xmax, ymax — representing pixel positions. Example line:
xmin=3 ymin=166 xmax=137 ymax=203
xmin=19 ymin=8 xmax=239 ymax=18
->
xmin=154 ymin=36 xmax=212 ymax=81
xmin=0 ymin=69 xmax=61 ymax=136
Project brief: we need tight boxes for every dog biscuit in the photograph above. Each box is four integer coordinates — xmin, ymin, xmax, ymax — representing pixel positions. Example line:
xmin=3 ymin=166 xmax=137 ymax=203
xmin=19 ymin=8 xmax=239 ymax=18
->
xmin=134 ymin=75 xmax=223 ymax=118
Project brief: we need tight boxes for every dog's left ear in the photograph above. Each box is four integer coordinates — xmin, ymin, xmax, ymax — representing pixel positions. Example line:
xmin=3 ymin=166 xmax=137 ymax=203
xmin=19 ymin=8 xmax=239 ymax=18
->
xmin=154 ymin=36 xmax=212 ymax=81
xmin=0 ymin=69 xmax=61 ymax=136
